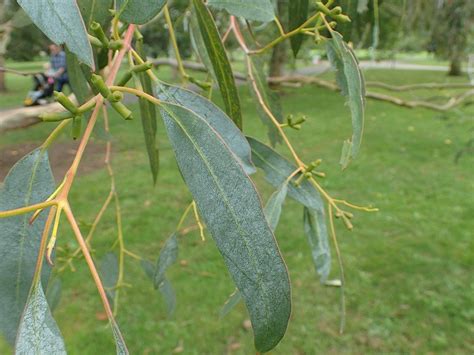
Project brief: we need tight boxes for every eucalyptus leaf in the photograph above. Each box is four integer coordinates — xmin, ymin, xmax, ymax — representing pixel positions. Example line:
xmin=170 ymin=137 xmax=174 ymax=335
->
xmin=189 ymin=12 xmax=215 ymax=79
xmin=78 ymin=0 xmax=113 ymax=29
xmin=219 ymin=182 xmax=288 ymax=319
xmin=288 ymin=0 xmax=309 ymax=57
xmin=264 ymin=183 xmax=288 ymax=232
xmin=303 ymin=207 xmax=331 ymax=283
xmin=17 ymin=0 xmax=94 ymax=68
xmin=0 ymin=149 xmax=54 ymax=345
xmin=15 ymin=283 xmax=66 ymax=354
xmin=99 ymin=253 xmax=119 ymax=308
xmin=160 ymin=103 xmax=291 ymax=352
xmin=219 ymin=289 xmax=242 ymax=318
xmin=247 ymin=137 xmax=324 ymax=212
xmin=158 ymin=279 xmax=176 ymax=318
xmin=66 ymin=49 xmax=91 ymax=105
xmin=208 ymin=0 xmax=275 ymax=22
xmin=156 ymin=83 xmax=256 ymax=174
xmin=110 ymin=319 xmax=129 ymax=355
xmin=247 ymin=56 xmax=283 ymax=146
xmin=154 ymin=233 xmax=178 ymax=288
xmin=137 ymin=40 xmax=160 ymax=184
xmin=141 ymin=260 xmax=177 ymax=318
xmin=116 ymin=0 xmax=166 ymax=25
xmin=192 ymin=0 xmax=243 ymax=129
xmin=326 ymin=30 xmax=366 ymax=168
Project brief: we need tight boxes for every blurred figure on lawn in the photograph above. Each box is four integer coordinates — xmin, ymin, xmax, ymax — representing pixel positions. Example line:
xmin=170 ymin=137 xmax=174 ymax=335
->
xmin=49 ymin=44 xmax=69 ymax=92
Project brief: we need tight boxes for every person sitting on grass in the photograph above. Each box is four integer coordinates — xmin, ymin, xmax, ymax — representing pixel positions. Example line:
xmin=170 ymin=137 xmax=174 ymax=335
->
xmin=49 ymin=44 xmax=69 ymax=92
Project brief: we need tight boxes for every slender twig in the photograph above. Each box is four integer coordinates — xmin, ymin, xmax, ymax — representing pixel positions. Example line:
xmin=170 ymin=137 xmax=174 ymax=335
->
xmin=248 ymin=12 xmax=322 ymax=54
xmin=63 ymin=204 xmax=126 ymax=346
xmin=163 ymin=5 xmax=188 ymax=83
xmin=0 ymin=200 xmax=56 ymax=218
xmin=328 ymin=205 xmax=346 ymax=334
xmin=231 ymin=17 xmax=304 ymax=168
xmin=109 ymin=85 xmax=161 ymax=105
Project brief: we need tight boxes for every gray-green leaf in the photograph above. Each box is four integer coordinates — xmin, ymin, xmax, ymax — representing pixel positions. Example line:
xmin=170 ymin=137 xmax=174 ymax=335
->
xmin=219 ymin=289 xmax=242 ymax=318
xmin=15 ymin=284 xmax=66 ymax=354
xmin=78 ymin=0 xmax=113 ymax=29
xmin=17 ymin=0 xmax=94 ymax=68
xmin=208 ymin=0 xmax=275 ymax=22
xmin=247 ymin=56 xmax=283 ymax=146
xmin=141 ymin=260 xmax=177 ymax=318
xmin=160 ymin=103 xmax=291 ymax=352
xmin=66 ymin=49 xmax=91 ymax=105
xmin=189 ymin=12 xmax=215 ymax=79
xmin=154 ymin=233 xmax=178 ymax=288
xmin=116 ymin=0 xmax=166 ymax=25
xmin=264 ymin=183 xmax=288 ymax=232
xmin=192 ymin=0 xmax=243 ymax=130
xmin=156 ymin=83 xmax=256 ymax=175
xmin=0 ymin=149 xmax=54 ymax=345
xmin=99 ymin=253 xmax=119 ymax=308
xmin=303 ymin=207 xmax=331 ymax=283
xmin=247 ymin=137 xmax=324 ymax=211
xmin=158 ymin=279 xmax=176 ymax=318
xmin=137 ymin=41 xmax=160 ymax=184
xmin=288 ymin=0 xmax=309 ymax=57
xmin=326 ymin=30 xmax=365 ymax=168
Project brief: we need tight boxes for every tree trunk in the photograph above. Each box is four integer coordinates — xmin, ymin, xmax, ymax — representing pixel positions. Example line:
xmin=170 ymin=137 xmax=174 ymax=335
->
xmin=0 ymin=54 xmax=6 ymax=92
xmin=449 ymin=56 xmax=463 ymax=76
xmin=0 ymin=22 xmax=13 ymax=92
xmin=268 ymin=0 xmax=287 ymax=88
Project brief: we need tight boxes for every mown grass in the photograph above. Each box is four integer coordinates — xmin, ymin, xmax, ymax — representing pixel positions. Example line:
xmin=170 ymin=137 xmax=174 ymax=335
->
xmin=0 ymin=67 xmax=473 ymax=354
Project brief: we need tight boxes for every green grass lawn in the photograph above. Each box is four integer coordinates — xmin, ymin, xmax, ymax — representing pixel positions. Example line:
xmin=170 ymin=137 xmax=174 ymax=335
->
xmin=0 ymin=67 xmax=473 ymax=354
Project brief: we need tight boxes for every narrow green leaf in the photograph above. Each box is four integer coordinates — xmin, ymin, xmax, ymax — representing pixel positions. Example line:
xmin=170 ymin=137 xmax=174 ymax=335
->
xmin=66 ymin=49 xmax=91 ymax=105
xmin=288 ymin=0 xmax=309 ymax=57
xmin=77 ymin=0 xmax=114 ymax=71
xmin=247 ymin=137 xmax=324 ymax=211
xmin=219 ymin=289 xmax=242 ymax=318
xmin=15 ymin=283 xmax=66 ymax=354
xmin=264 ymin=183 xmax=288 ymax=232
xmin=160 ymin=103 xmax=291 ymax=352
xmin=141 ymin=260 xmax=155 ymax=280
xmin=247 ymin=56 xmax=283 ymax=146
xmin=17 ymin=0 xmax=94 ymax=68
xmin=156 ymin=83 xmax=256 ymax=175
xmin=158 ymin=279 xmax=176 ymax=318
xmin=208 ymin=0 xmax=275 ymax=22
xmin=189 ymin=12 xmax=215 ymax=79
xmin=154 ymin=233 xmax=178 ymax=288
xmin=99 ymin=253 xmax=119 ymax=308
xmin=141 ymin=260 xmax=177 ymax=318
xmin=137 ymin=41 xmax=160 ymax=184
xmin=110 ymin=320 xmax=129 ymax=355
xmin=46 ymin=278 xmax=62 ymax=313
xmin=0 ymin=149 xmax=54 ymax=345
xmin=339 ymin=139 xmax=352 ymax=170
xmin=116 ymin=0 xmax=166 ymax=25
xmin=303 ymin=207 xmax=331 ymax=283
xmin=192 ymin=0 xmax=243 ymax=130
xmin=326 ymin=30 xmax=366 ymax=168
xmin=219 ymin=182 xmax=288 ymax=319
xmin=78 ymin=0 xmax=113 ymax=29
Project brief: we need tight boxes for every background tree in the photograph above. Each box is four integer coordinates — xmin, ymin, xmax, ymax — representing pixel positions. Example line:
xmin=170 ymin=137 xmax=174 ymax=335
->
xmin=431 ymin=0 xmax=474 ymax=76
